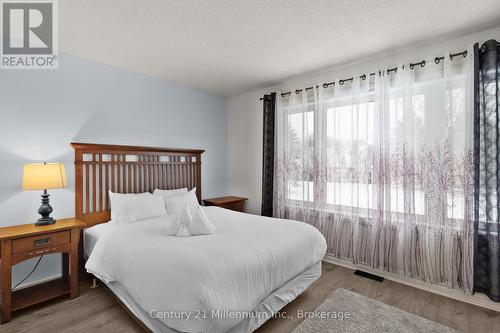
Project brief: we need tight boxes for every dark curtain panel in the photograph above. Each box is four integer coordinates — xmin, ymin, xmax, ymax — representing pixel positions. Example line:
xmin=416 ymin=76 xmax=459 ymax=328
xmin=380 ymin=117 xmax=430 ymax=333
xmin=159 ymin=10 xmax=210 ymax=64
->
xmin=474 ymin=39 xmax=500 ymax=302
xmin=261 ymin=93 xmax=276 ymax=217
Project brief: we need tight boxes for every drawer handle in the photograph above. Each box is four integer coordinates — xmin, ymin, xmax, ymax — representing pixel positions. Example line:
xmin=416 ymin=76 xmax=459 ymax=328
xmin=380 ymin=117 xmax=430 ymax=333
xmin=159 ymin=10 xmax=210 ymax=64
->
xmin=30 ymin=248 xmax=56 ymax=256
xmin=34 ymin=237 xmax=51 ymax=246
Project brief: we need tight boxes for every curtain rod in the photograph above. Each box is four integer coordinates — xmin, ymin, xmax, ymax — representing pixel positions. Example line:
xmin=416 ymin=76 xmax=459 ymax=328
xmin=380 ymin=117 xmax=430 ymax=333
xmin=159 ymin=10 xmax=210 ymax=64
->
xmin=259 ymin=49 xmax=467 ymax=100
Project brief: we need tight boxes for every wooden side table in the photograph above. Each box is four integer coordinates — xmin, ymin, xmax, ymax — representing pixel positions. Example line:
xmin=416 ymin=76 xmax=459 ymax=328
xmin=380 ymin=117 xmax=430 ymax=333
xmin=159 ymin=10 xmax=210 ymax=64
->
xmin=203 ymin=196 xmax=248 ymax=212
xmin=0 ymin=218 xmax=85 ymax=323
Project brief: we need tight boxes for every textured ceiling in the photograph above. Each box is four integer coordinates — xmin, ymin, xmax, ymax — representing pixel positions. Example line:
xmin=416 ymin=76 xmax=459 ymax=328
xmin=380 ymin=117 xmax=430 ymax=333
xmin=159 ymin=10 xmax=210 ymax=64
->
xmin=60 ymin=0 xmax=500 ymax=96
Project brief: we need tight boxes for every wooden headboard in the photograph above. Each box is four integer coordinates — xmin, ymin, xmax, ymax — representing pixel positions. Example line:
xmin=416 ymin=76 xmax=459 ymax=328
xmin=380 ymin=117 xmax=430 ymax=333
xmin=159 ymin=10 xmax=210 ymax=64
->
xmin=72 ymin=142 xmax=204 ymax=227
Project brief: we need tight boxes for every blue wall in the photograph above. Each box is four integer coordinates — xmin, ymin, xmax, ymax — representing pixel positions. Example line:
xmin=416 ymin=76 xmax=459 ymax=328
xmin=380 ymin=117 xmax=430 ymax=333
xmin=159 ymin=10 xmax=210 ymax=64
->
xmin=0 ymin=53 xmax=228 ymax=287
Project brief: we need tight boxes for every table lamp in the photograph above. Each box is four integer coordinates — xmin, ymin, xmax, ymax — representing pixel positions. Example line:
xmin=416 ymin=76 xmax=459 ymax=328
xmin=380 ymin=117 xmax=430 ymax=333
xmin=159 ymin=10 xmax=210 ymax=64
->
xmin=22 ymin=162 xmax=67 ymax=226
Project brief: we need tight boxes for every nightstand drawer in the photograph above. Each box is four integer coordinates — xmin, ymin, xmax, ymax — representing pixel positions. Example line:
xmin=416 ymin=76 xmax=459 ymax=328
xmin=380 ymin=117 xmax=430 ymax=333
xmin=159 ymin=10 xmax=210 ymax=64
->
xmin=11 ymin=231 xmax=70 ymax=254
xmin=12 ymin=243 xmax=71 ymax=265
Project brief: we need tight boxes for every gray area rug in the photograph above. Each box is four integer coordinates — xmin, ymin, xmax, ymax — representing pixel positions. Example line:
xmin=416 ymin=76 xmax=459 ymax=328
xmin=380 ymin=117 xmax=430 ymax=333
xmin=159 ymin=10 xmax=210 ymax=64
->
xmin=292 ymin=288 xmax=457 ymax=333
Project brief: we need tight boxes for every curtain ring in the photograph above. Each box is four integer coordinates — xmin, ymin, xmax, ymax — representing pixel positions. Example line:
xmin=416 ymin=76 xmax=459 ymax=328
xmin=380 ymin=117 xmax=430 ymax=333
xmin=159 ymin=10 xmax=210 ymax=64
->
xmin=360 ymin=74 xmax=366 ymax=80
xmin=410 ymin=60 xmax=425 ymax=69
xmin=339 ymin=79 xmax=344 ymax=86
xmin=462 ymin=50 xmax=468 ymax=58
xmin=387 ymin=68 xmax=397 ymax=75
xmin=295 ymin=89 xmax=301 ymax=95
xmin=435 ymin=57 xmax=440 ymax=64
xmin=322 ymin=83 xmax=328 ymax=88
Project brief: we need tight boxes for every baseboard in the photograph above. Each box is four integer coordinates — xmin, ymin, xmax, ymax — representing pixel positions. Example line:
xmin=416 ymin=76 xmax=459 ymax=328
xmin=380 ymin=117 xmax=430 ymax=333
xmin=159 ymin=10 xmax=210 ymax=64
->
xmin=323 ymin=254 xmax=500 ymax=313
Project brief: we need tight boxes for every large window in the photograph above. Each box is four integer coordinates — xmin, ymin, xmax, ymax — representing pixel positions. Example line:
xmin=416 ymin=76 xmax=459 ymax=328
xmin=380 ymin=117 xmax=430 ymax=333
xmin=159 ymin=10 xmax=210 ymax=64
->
xmin=274 ymin=51 xmax=474 ymax=294
xmin=282 ymin=81 xmax=469 ymax=221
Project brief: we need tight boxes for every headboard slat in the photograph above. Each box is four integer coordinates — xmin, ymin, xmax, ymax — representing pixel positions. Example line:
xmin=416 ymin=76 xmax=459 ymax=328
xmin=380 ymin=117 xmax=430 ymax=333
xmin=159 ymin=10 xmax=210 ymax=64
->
xmin=105 ymin=161 xmax=110 ymax=210
xmin=72 ymin=142 xmax=204 ymax=227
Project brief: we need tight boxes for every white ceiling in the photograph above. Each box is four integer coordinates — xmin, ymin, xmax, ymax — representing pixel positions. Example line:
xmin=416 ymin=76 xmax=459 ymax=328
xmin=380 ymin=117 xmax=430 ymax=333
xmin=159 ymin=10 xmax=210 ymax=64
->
xmin=61 ymin=0 xmax=500 ymax=96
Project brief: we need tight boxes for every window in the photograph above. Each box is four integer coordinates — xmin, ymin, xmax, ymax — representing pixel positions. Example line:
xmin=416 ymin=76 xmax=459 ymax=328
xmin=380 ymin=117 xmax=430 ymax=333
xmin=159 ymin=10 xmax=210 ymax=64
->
xmin=326 ymin=101 xmax=375 ymax=209
xmin=280 ymin=80 xmax=469 ymax=221
xmin=286 ymin=109 xmax=314 ymax=202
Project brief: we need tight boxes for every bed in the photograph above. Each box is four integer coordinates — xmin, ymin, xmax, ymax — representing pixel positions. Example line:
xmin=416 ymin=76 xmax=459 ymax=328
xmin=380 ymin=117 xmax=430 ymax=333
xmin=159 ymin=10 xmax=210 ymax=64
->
xmin=73 ymin=142 xmax=326 ymax=333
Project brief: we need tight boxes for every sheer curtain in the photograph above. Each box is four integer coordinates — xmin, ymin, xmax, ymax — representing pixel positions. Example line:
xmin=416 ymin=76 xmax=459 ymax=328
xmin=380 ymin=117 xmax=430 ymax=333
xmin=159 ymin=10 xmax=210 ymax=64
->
xmin=274 ymin=49 xmax=475 ymax=292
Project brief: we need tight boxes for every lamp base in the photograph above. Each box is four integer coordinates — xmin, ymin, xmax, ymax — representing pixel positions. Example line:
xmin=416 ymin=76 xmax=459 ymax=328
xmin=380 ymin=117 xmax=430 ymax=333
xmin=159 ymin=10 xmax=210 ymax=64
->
xmin=35 ymin=217 xmax=55 ymax=226
xmin=35 ymin=189 xmax=55 ymax=226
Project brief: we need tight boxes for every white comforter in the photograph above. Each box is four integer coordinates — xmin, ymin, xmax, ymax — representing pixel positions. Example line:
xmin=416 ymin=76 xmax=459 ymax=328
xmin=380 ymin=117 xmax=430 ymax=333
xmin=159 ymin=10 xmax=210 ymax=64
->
xmin=86 ymin=207 xmax=326 ymax=333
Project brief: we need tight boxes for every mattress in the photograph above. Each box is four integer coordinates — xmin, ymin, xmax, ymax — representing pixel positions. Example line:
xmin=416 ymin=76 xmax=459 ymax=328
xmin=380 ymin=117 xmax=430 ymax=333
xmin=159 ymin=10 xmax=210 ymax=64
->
xmin=86 ymin=207 xmax=327 ymax=333
xmin=104 ymin=262 xmax=322 ymax=333
xmin=84 ymin=221 xmax=116 ymax=258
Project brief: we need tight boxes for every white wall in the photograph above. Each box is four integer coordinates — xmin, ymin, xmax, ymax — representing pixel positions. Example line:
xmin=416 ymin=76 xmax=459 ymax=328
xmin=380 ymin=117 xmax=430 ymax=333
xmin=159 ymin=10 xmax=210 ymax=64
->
xmin=0 ymin=53 xmax=228 ymax=288
xmin=227 ymin=91 xmax=266 ymax=214
xmin=228 ymin=26 xmax=500 ymax=215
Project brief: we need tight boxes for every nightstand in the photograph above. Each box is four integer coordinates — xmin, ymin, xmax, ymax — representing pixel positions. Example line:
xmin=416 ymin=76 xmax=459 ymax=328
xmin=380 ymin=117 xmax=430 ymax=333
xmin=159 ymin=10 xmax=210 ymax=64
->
xmin=0 ymin=218 xmax=85 ymax=323
xmin=203 ymin=196 xmax=248 ymax=212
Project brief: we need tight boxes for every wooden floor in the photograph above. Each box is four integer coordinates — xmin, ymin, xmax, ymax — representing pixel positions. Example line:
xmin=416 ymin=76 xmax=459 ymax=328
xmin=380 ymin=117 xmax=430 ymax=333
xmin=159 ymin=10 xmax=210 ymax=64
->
xmin=1 ymin=262 xmax=499 ymax=333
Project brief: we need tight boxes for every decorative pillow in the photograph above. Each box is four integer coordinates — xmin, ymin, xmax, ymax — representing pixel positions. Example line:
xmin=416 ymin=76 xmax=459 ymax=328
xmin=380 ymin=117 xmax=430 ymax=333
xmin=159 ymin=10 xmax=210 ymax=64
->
xmin=165 ymin=205 xmax=215 ymax=237
xmin=165 ymin=205 xmax=191 ymax=236
xmin=189 ymin=206 xmax=216 ymax=235
xmin=164 ymin=187 xmax=199 ymax=214
xmin=176 ymin=224 xmax=192 ymax=237
xmin=178 ymin=204 xmax=193 ymax=226
xmin=165 ymin=217 xmax=181 ymax=236
xmin=109 ymin=191 xmax=166 ymax=224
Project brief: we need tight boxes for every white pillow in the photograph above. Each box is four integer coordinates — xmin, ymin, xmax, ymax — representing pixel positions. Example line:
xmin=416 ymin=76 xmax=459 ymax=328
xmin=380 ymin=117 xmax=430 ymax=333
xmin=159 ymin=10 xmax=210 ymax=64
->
xmin=189 ymin=206 xmax=216 ymax=235
xmin=165 ymin=205 xmax=215 ymax=237
xmin=165 ymin=217 xmax=181 ymax=236
xmin=109 ymin=191 xmax=167 ymax=224
xmin=165 ymin=205 xmax=216 ymax=237
xmin=109 ymin=191 xmax=151 ymax=223
xmin=164 ymin=188 xmax=199 ymax=214
xmin=165 ymin=205 xmax=192 ymax=237
xmin=153 ymin=187 xmax=188 ymax=198
xmin=176 ymin=224 xmax=192 ymax=237
xmin=178 ymin=204 xmax=193 ymax=226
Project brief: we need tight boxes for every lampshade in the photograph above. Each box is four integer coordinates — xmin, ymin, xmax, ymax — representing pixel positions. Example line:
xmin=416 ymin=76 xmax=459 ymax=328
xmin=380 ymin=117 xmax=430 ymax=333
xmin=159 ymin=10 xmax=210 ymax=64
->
xmin=22 ymin=163 xmax=67 ymax=191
